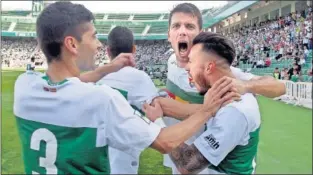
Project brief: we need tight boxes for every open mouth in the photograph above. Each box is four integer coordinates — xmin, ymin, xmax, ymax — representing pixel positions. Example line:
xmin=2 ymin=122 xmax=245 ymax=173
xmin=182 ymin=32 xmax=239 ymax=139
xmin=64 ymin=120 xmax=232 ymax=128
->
xmin=178 ymin=42 xmax=189 ymax=56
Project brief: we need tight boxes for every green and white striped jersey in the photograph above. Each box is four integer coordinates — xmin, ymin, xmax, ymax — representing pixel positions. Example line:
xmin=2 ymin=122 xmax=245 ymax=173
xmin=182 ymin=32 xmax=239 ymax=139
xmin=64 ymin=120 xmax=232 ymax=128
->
xmin=164 ymin=54 xmax=258 ymax=174
xmin=14 ymin=71 xmax=161 ymax=174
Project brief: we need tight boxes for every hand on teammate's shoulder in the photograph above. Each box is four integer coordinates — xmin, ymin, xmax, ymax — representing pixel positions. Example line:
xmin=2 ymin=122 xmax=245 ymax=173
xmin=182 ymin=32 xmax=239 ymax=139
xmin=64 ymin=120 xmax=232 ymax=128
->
xmin=143 ymin=101 xmax=163 ymax=122
xmin=110 ymin=53 xmax=136 ymax=70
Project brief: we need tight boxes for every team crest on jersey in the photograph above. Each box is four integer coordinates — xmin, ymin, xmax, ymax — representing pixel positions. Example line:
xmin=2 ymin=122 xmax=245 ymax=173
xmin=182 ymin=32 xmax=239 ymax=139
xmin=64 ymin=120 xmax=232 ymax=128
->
xmin=133 ymin=110 xmax=151 ymax=125
xmin=43 ymin=86 xmax=57 ymax=92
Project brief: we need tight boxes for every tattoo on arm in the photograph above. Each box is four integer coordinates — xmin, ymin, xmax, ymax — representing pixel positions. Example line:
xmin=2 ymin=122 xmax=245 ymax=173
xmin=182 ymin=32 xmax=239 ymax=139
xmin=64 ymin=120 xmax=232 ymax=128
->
xmin=169 ymin=143 xmax=210 ymax=174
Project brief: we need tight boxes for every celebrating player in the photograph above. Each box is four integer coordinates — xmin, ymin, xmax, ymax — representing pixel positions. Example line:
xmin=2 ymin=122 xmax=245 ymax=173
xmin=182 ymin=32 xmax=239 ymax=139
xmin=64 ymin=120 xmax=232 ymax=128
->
xmin=145 ymin=32 xmax=261 ymax=174
xmin=154 ymin=3 xmax=285 ymax=174
xmin=97 ymin=26 xmax=161 ymax=174
xmin=13 ymin=2 xmax=238 ymax=174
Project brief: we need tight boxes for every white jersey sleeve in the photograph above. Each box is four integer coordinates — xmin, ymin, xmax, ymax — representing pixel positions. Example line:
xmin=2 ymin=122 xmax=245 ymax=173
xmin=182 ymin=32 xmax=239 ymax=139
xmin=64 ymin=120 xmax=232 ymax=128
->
xmin=193 ymin=106 xmax=248 ymax=166
xmin=99 ymin=85 xmax=161 ymax=158
xmin=128 ymin=71 xmax=159 ymax=110
xmin=231 ymin=66 xmax=255 ymax=81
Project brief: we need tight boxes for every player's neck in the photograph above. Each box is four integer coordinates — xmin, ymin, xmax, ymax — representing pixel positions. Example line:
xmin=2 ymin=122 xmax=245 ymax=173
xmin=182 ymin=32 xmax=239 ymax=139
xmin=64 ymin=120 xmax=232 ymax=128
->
xmin=46 ymin=59 xmax=80 ymax=83
xmin=210 ymin=69 xmax=235 ymax=85
xmin=177 ymin=60 xmax=188 ymax=68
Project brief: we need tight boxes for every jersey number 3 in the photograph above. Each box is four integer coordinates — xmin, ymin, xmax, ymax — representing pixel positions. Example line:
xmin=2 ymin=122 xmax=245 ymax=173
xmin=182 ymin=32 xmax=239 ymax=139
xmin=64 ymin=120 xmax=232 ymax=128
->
xmin=30 ymin=128 xmax=58 ymax=174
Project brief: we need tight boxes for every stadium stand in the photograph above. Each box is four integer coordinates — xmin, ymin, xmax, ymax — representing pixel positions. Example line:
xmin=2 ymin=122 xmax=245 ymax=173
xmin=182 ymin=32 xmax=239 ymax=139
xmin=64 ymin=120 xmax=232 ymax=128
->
xmin=107 ymin=13 xmax=130 ymax=20
xmin=133 ymin=14 xmax=161 ymax=20
xmin=2 ymin=22 xmax=11 ymax=31
xmin=2 ymin=10 xmax=31 ymax=16
xmin=1 ymin=1 xmax=312 ymax=85
xmin=148 ymin=24 xmax=168 ymax=34
xmin=94 ymin=13 xmax=105 ymax=20
xmin=1 ymin=38 xmax=170 ymax=71
xmin=227 ymin=6 xmax=312 ymax=82
xmin=163 ymin=13 xmax=169 ymax=20
xmin=94 ymin=24 xmax=112 ymax=34
xmin=14 ymin=23 xmax=36 ymax=32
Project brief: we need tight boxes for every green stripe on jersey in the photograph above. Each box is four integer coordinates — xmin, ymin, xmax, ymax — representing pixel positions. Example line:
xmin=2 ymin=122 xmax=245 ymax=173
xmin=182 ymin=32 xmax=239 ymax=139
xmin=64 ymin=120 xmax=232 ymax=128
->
xmin=112 ymin=88 xmax=128 ymax=100
xmin=42 ymin=75 xmax=68 ymax=86
xmin=208 ymin=127 xmax=260 ymax=174
xmin=16 ymin=116 xmax=110 ymax=174
xmin=166 ymin=79 xmax=204 ymax=104
xmin=112 ymin=87 xmax=145 ymax=116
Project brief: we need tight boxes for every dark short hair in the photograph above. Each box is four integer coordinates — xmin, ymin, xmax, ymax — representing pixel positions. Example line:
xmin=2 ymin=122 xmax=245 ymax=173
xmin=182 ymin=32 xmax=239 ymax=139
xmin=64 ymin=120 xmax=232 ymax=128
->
xmin=169 ymin=3 xmax=202 ymax=29
xmin=36 ymin=2 xmax=94 ymax=63
xmin=108 ymin=26 xmax=134 ymax=58
xmin=193 ymin=32 xmax=236 ymax=65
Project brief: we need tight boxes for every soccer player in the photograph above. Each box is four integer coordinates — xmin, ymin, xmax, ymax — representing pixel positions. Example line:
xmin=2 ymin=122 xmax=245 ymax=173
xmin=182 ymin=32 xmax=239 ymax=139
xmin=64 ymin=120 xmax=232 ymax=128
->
xmin=146 ymin=32 xmax=261 ymax=174
xmin=97 ymin=26 xmax=160 ymax=174
xmin=13 ymin=2 xmax=238 ymax=174
xmin=157 ymin=3 xmax=285 ymax=174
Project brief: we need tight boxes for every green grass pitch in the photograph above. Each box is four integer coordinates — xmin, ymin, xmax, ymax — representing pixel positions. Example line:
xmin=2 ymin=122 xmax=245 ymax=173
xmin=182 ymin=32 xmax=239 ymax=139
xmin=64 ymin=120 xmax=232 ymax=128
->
xmin=1 ymin=70 xmax=312 ymax=174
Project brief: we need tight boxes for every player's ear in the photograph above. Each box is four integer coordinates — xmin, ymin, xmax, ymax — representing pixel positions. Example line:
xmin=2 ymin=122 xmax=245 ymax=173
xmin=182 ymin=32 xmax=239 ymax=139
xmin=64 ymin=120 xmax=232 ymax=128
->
xmin=205 ymin=61 xmax=215 ymax=75
xmin=132 ymin=45 xmax=136 ymax=54
xmin=64 ymin=36 xmax=78 ymax=55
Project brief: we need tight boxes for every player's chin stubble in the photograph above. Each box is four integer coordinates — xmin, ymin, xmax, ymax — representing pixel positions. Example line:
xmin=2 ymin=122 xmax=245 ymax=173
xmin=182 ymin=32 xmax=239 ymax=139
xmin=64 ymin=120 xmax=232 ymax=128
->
xmin=197 ymin=75 xmax=210 ymax=96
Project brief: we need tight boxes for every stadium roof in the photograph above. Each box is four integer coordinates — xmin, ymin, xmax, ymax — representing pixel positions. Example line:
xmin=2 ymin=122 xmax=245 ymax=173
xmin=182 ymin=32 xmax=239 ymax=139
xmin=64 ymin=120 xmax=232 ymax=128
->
xmin=2 ymin=1 xmax=255 ymax=40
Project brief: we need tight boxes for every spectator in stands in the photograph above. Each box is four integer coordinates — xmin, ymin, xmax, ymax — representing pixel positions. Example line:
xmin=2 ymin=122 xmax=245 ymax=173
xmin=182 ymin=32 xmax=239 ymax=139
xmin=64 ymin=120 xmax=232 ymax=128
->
xmin=299 ymin=54 xmax=306 ymax=65
xmin=273 ymin=67 xmax=281 ymax=80
xmin=288 ymin=63 xmax=301 ymax=80
xmin=1 ymin=6 xmax=312 ymax=82
xmin=281 ymin=68 xmax=289 ymax=80
xmin=291 ymin=69 xmax=299 ymax=82
xmin=265 ymin=53 xmax=271 ymax=67
xmin=256 ymin=59 xmax=264 ymax=68
xmin=304 ymin=46 xmax=310 ymax=61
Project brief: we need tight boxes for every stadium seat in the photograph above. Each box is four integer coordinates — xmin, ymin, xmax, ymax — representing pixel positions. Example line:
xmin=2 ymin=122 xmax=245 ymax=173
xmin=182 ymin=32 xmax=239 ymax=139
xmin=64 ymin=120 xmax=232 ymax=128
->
xmin=133 ymin=14 xmax=161 ymax=20
xmin=148 ymin=24 xmax=168 ymax=34
xmin=107 ymin=14 xmax=130 ymax=20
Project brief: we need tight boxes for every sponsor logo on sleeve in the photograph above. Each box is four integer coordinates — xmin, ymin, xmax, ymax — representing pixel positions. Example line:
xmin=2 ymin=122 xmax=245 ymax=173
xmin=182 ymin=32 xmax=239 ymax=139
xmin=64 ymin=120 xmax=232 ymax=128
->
xmin=204 ymin=134 xmax=220 ymax=150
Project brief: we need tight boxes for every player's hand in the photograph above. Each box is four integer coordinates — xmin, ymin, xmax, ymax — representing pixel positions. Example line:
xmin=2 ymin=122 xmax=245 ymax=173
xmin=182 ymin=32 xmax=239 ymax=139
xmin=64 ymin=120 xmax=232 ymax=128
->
xmin=110 ymin=53 xmax=136 ymax=71
xmin=143 ymin=101 xmax=163 ymax=122
xmin=229 ymin=77 xmax=248 ymax=95
xmin=202 ymin=77 xmax=241 ymax=116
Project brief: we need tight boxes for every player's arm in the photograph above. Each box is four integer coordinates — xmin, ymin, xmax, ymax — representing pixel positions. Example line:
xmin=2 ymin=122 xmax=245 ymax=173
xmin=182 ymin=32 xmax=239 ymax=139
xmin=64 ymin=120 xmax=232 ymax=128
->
xmin=106 ymin=77 xmax=239 ymax=156
xmin=147 ymin=78 xmax=241 ymax=153
xmin=152 ymin=97 xmax=202 ymax=120
xmin=245 ymin=75 xmax=286 ymax=98
xmin=128 ymin=71 xmax=159 ymax=110
xmin=168 ymin=106 xmax=248 ymax=174
xmin=133 ymin=72 xmax=202 ymax=121
xmin=231 ymin=67 xmax=286 ymax=98
xmin=79 ymin=53 xmax=135 ymax=83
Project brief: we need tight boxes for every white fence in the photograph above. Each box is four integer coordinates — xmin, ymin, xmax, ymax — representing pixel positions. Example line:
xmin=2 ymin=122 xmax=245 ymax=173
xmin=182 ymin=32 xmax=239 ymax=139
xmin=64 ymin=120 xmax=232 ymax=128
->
xmin=278 ymin=80 xmax=312 ymax=109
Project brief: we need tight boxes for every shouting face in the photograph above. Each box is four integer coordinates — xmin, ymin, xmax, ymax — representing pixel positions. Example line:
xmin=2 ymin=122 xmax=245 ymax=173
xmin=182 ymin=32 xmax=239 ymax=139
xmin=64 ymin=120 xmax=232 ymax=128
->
xmin=168 ymin=12 xmax=201 ymax=65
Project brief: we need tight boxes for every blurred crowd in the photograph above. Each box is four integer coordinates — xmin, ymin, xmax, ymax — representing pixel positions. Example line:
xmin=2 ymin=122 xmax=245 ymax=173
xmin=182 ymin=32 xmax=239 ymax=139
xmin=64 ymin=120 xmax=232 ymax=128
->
xmin=2 ymin=39 xmax=171 ymax=70
xmin=227 ymin=6 xmax=312 ymax=82
xmin=2 ymin=6 xmax=312 ymax=82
